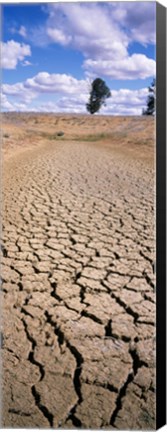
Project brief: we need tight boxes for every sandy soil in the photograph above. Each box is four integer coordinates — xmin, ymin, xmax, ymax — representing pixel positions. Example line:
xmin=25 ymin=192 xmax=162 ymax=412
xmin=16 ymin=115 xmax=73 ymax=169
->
xmin=1 ymin=114 xmax=155 ymax=429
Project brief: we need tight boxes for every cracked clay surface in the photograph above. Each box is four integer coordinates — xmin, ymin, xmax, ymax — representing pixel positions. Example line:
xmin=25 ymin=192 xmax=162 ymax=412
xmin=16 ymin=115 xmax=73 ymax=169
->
xmin=1 ymin=114 xmax=155 ymax=429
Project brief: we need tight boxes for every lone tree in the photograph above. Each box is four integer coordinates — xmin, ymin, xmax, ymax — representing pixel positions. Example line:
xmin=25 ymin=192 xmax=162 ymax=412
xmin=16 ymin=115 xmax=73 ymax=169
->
xmin=142 ymin=78 xmax=156 ymax=115
xmin=86 ymin=78 xmax=111 ymax=114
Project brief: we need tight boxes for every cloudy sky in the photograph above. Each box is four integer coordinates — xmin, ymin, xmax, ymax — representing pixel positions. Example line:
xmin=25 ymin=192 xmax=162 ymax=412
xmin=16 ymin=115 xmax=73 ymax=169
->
xmin=2 ymin=1 xmax=156 ymax=115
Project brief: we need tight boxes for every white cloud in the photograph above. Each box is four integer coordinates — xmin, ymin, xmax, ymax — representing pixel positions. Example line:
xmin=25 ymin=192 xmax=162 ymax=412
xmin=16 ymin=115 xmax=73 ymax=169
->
xmin=32 ymin=97 xmax=87 ymax=114
xmin=24 ymin=72 xmax=89 ymax=95
xmin=1 ymin=93 xmax=28 ymax=113
xmin=2 ymin=73 xmax=89 ymax=107
xmin=84 ymin=54 xmax=156 ymax=80
xmin=10 ymin=25 xmax=27 ymax=38
xmin=2 ymin=81 xmax=37 ymax=104
xmin=46 ymin=3 xmax=129 ymax=60
xmin=55 ymin=94 xmax=88 ymax=113
xmin=2 ymin=4 xmax=155 ymax=114
xmin=2 ymin=70 xmax=149 ymax=115
xmin=22 ymin=60 xmax=32 ymax=67
xmin=1 ymin=40 xmax=31 ymax=69
xmin=1 ymin=94 xmax=14 ymax=111
xmin=47 ymin=28 xmax=72 ymax=46
xmin=109 ymin=2 xmax=156 ymax=45
xmin=101 ymin=87 xmax=148 ymax=115
xmin=18 ymin=25 xmax=27 ymax=38
xmin=41 ymin=3 xmax=155 ymax=80
xmin=14 ymin=3 xmax=155 ymax=81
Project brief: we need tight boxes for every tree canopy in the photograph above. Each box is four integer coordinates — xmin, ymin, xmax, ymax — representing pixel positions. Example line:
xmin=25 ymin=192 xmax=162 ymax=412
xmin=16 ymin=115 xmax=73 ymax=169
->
xmin=86 ymin=78 xmax=111 ymax=114
xmin=142 ymin=78 xmax=156 ymax=116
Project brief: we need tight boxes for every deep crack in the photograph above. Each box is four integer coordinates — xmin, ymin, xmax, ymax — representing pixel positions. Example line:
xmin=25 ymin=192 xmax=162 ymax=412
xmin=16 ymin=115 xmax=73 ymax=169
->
xmin=32 ymin=386 xmax=54 ymax=427
xmin=20 ymin=318 xmax=53 ymax=422
xmin=110 ymin=371 xmax=133 ymax=426
xmin=105 ymin=319 xmax=112 ymax=337
xmin=45 ymin=311 xmax=84 ymax=425
xmin=81 ymin=309 xmax=103 ymax=324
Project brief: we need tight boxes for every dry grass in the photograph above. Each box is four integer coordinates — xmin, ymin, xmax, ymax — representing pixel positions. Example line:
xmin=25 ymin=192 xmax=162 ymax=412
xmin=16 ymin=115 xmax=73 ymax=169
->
xmin=2 ymin=113 xmax=155 ymax=164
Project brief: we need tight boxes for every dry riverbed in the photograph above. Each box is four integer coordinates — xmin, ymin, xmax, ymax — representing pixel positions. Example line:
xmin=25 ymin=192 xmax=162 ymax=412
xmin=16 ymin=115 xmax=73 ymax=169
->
xmin=1 ymin=114 xmax=155 ymax=429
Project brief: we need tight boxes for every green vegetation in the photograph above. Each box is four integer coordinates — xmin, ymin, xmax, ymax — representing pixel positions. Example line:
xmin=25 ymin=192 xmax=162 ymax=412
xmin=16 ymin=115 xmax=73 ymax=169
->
xmin=56 ymin=131 xmax=64 ymax=137
xmin=86 ymin=78 xmax=111 ymax=114
xmin=74 ymin=133 xmax=111 ymax=142
xmin=73 ymin=131 xmax=127 ymax=142
xmin=37 ymin=131 xmax=65 ymax=140
xmin=142 ymin=78 xmax=156 ymax=116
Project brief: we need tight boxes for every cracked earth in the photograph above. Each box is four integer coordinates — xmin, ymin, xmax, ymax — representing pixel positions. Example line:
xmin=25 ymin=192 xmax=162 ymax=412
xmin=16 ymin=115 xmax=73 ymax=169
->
xmin=1 ymin=114 xmax=155 ymax=429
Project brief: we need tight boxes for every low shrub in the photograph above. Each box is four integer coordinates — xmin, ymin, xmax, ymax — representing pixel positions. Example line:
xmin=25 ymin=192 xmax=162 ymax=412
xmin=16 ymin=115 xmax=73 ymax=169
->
xmin=56 ymin=131 xmax=64 ymax=137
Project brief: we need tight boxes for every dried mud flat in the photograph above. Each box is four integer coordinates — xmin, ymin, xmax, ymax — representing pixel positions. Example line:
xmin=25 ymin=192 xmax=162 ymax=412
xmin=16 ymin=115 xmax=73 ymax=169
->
xmin=1 ymin=114 xmax=155 ymax=429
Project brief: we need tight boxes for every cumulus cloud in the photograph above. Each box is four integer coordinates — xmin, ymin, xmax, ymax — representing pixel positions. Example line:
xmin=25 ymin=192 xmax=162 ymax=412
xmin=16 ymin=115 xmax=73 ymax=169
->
xmin=24 ymin=72 xmax=89 ymax=95
xmin=1 ymin=40 xmax=31 ymax=69
xmin=1 ymin=94 xmax=14 ymax=111
xmin=84 ymin=54 xmax=156 ymax=80
xmin=109 ymin=2 xmax=156 ymax=45
xmin=2 ymin=70 xmax=148 ymax=115
xmin=14 ymin=3 xmax=155 ymax=80
xmin=41 ymin=2 xmax=155 ymax=80
xmin=37 ymin=87 xmax=148 ymax=116
xmin=33 ymin=96 xmax=87 ymax=114
xmin=47 ymin=28 xmax=72 ymax=46
xmin=55 ymin=94 xmax=88 ymax=113
xmin=2 ymin=81 xmax=37 ymax=104
xmin=2 ymin=3 xmax=155 ymax=114
xmin=2 ymin=73 xmax=89 ymax=107
xmin=46 ymin=3 xmax=129 ymax=60
xmin=1 ymin=92 xmax=28 ymax=112
xmin=101 ymin=87 xmax=148 ymax=115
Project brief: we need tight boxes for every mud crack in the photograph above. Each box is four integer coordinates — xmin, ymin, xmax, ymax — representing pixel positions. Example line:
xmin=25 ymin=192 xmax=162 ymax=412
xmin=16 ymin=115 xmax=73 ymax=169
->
xmin=45 ymin=311 xmax=84 ymax=427
xmin=110 ymin=342 xmax=149 ymax=426
xmin=31 ymin=386 xmax=54 ymax=427
xmin=110 ymin=370 xmax=133 ymax=426
xmin=65 ymin=342 xmax=83 ymax=427
xmin=21 ymin=318 xmax=53 ymax=426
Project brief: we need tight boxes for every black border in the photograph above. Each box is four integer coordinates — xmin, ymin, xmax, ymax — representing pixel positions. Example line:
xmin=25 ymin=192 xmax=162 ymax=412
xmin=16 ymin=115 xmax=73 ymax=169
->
xmin=156 ymin=2 xmax=166 ymax=429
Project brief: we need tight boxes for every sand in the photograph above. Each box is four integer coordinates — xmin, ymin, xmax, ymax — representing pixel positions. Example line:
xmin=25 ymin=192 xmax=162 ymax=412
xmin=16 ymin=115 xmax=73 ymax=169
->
xmin=1 ymin=114 xmax=155 ymax=428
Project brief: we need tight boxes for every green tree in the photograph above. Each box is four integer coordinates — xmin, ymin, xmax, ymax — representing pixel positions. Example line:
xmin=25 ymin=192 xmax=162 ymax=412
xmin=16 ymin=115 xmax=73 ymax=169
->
xmin=142 ymin=78 xmax=156 ymax=115
xmin=86 ymin=78 xmax=111 ymax=114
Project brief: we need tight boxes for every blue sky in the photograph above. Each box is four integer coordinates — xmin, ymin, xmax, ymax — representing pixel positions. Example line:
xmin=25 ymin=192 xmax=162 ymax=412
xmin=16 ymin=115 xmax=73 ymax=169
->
xmin=2 ymin=2 xmax=156 ymax=115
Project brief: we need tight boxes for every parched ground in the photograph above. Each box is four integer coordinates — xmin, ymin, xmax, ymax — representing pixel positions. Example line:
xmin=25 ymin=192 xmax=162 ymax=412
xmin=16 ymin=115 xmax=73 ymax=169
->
xmin=1 ymin=114 xmax=155 ymax=429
